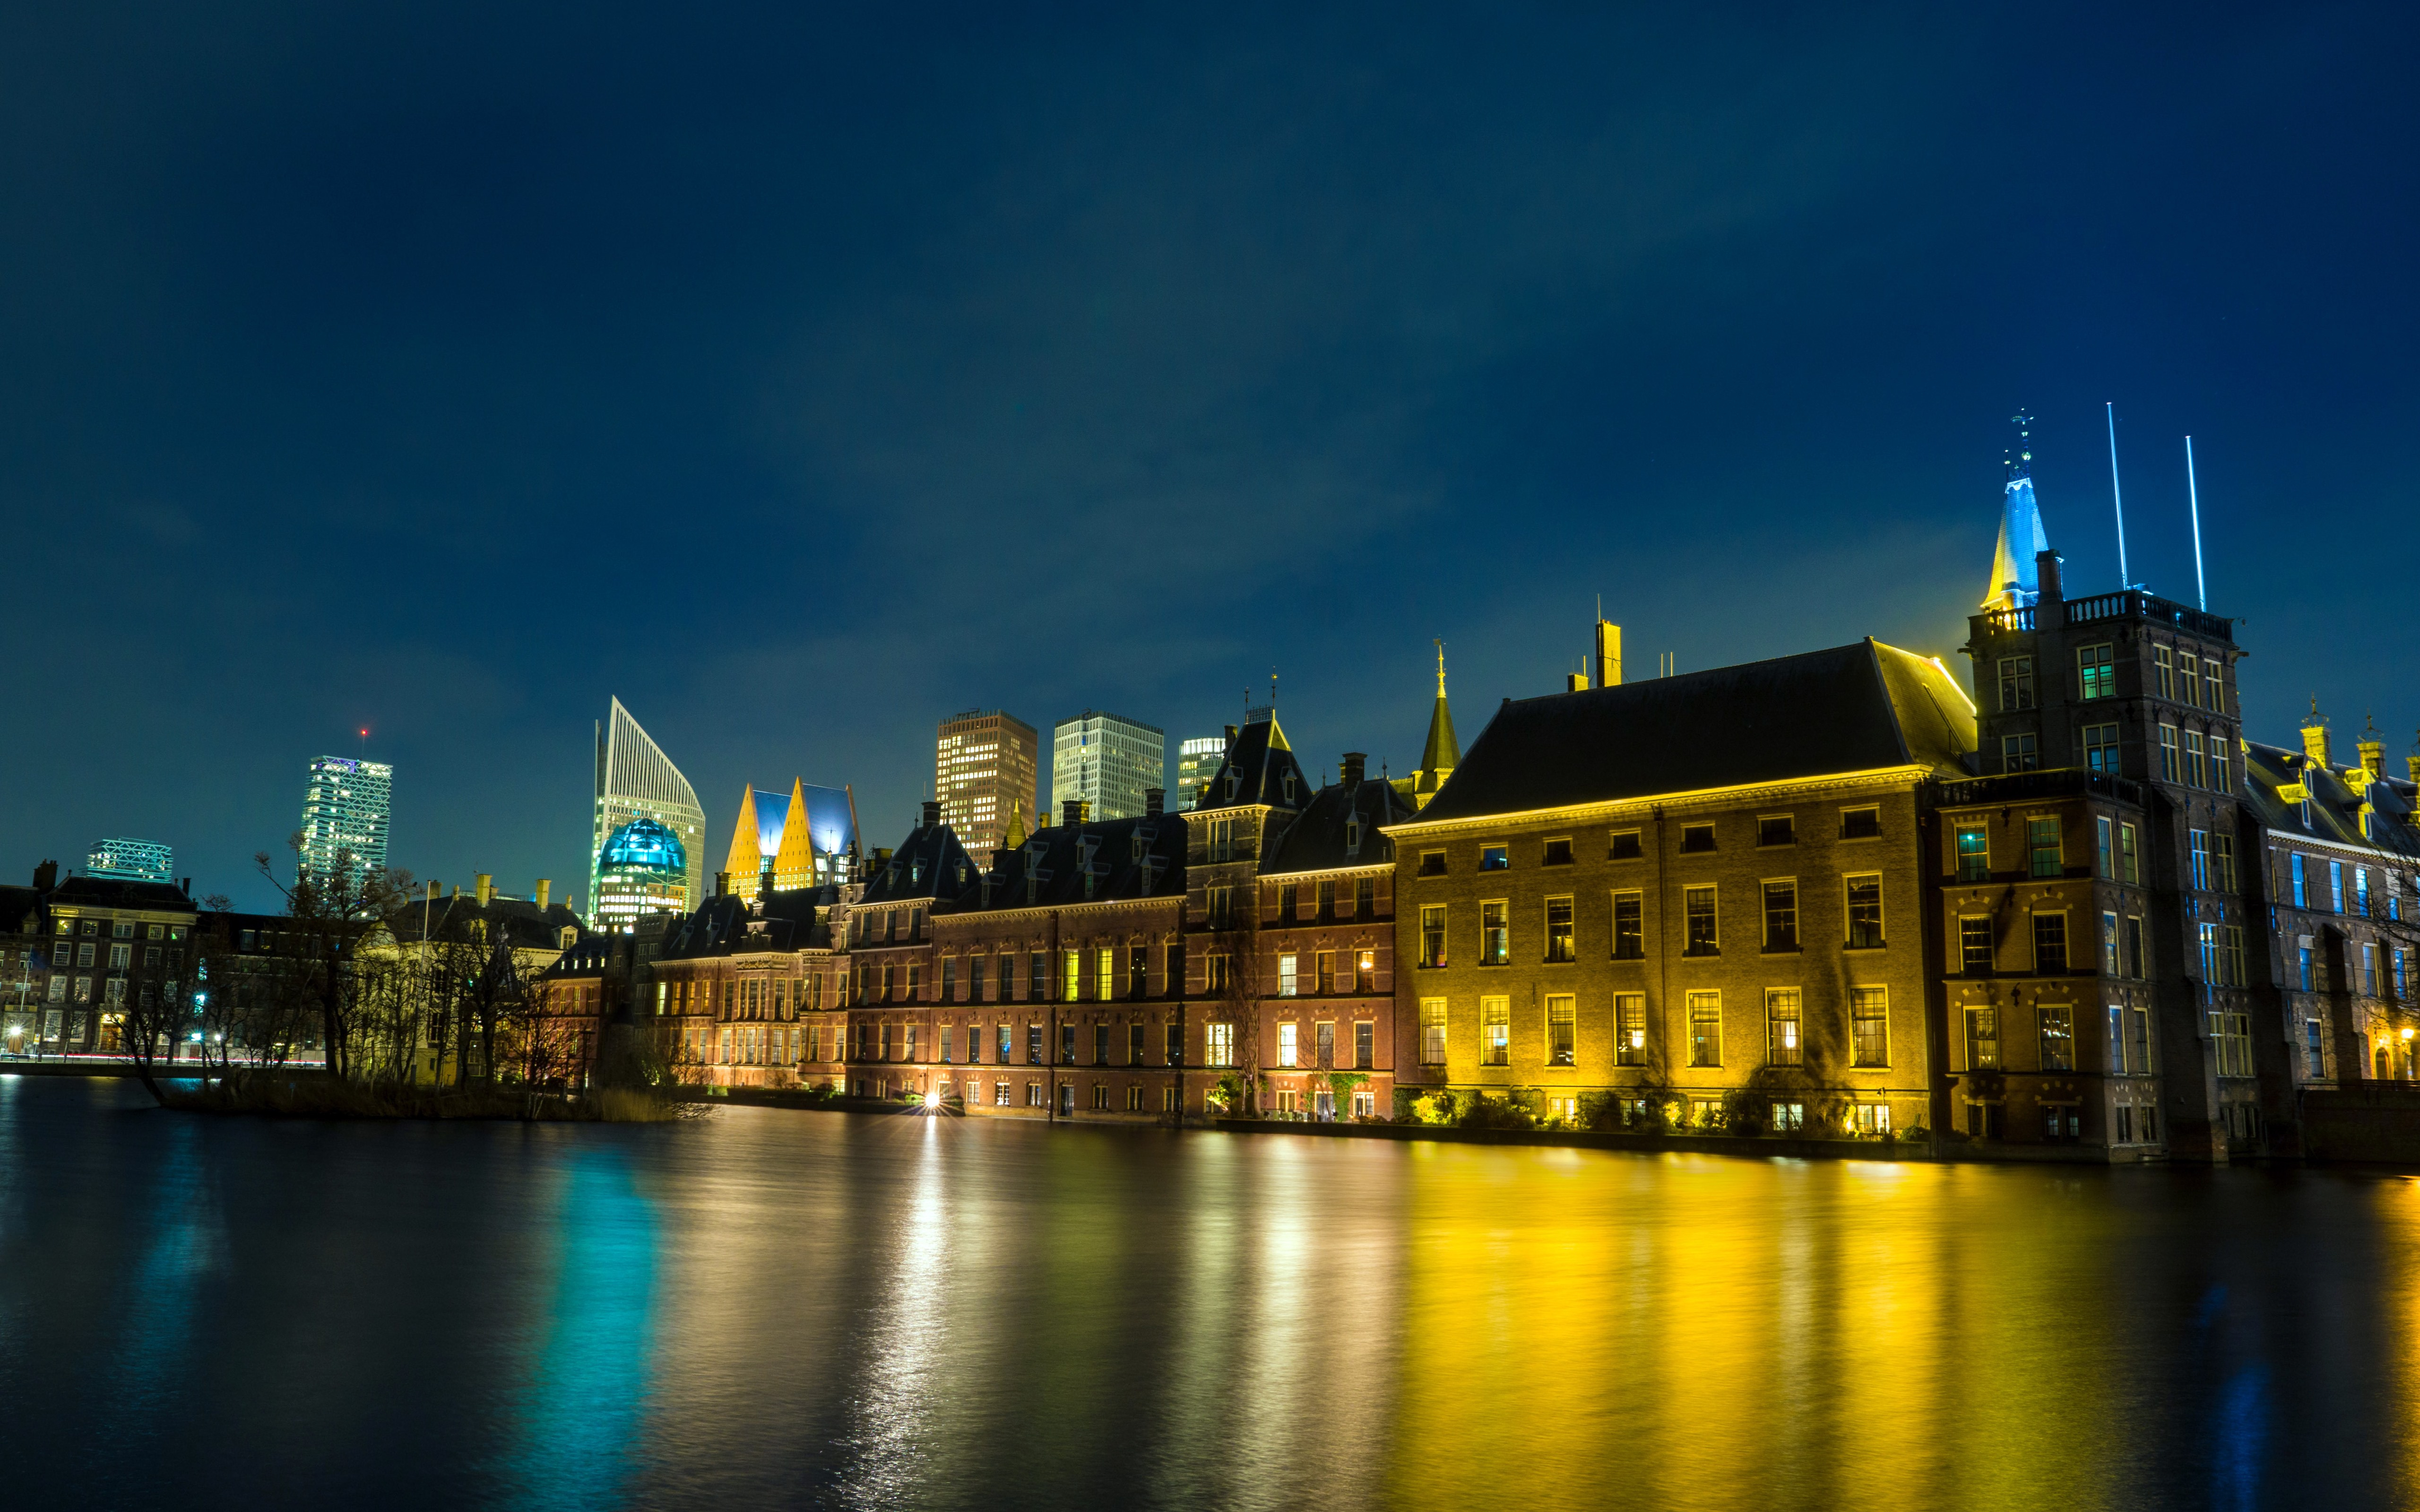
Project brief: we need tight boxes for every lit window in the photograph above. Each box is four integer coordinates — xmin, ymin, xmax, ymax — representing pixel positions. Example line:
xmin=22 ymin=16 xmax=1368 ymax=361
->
xmin=1612 ymin=892 xmax=1644 ymax=959
xmin=1965 ymin=1006 xmax=2000 ymax=1069
xmin=1766 ymin=988 xmax=1802 ymax=1067
xmin=1844 ymin=875 xmax=1884 ymax=948
xmin=1683 ymin=886 xmax=1718 ymax=956
xmin=2040 ymin=1004 xmax=2074 ymax=1071
xmin=1997 ymin=655 xmax=2035 ymax=711
xmin=1544 ymin=898 xmax=1575 ymax=962
xmin=1481 ymin=902 xmax=1509 ymax=964
xmin=1278 ymin=954 xmax=1299 ymax=997
xmin=1687 ymin=991 xmax=1722 ymax=1066
xmin=2078 ymin=643 xmax=2116 ymax=700
xmin=1278 ymin=1022 xmax=1298 ymax=1068
xmin=1479 ymin=844 xmax=1509 ymax=871
xmin=2083 ymin=723 xmax=2119 ymax=775
xmin=1420 ymin=999 xmax=1447 ymax=1065
xmin=1616 ymin=993 xmax=1647 ymax=1066
xmin=1545 ymin=996 xmax=1575 ymax=1067
xmin=1480 ymin=997 xmax=1510 ymax=1066
xmin=1763 ymin=881 xmax=1798 ymax=951
xmin=1420 ymin=906 xmax=1447 ymax=967
xmin=2033 ymin=912 xmax=2068 ymax=973
xmin=1961 ymin=916 xmax=1993 ymax=974
xmin=1954 ymin=821 xmax=1989 ymax=881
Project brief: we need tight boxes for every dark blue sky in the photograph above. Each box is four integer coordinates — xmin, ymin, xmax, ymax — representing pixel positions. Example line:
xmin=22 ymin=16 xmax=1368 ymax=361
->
xmin=6 ymin=3 xmax=2414 ymax=911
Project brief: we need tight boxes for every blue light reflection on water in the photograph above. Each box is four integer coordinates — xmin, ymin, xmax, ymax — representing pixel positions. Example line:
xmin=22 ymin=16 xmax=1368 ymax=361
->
xmin=2 ymin=1077 xmax=2418 ymax=1511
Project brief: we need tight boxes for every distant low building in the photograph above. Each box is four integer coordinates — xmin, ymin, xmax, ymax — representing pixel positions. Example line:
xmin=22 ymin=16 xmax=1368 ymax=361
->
xmin=86 ymin=838 xmax=173 ymax=884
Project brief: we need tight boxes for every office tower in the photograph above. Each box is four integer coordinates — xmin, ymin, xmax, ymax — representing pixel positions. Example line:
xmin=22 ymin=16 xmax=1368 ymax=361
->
xmin=594 ymin=817 xmax=690 ymax=930
xmin=1051 ymin=710 xmax=1165 ymax=821
xmin=1173 ymin=736 xmax=1227 ymax=811
xmin=299 ymin=756 xmax=393 ymax=887
xmin=936 ymin=710 xmax=1038 ymax=853
xmin=720 ymin=778 xmax=858 ymax=900
xmin=593 ymin=697 xmax=706 ymax=916
xmin=86 ymin=838 xmax=172 ymax=884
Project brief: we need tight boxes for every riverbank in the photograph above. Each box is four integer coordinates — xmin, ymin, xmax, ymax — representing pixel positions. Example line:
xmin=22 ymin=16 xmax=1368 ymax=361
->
xmin=162 ymin=1075 xmax=688 ymax=1122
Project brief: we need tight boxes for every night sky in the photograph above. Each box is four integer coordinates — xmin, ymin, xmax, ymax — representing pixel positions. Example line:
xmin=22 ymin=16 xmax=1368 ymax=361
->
xmin=5 ymin=3 xmax=2414 ymax=912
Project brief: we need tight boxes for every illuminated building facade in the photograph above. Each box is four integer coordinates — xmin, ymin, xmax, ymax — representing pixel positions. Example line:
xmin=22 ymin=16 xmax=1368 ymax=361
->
xmin=298 ymin=756 xmax=392 ymax=888
xmin=592 ymin=698 xmax=706 ymax=916
xmin=936 ymin=709 xmax=1037 ymax=855
xmin=647 ymin=884 xmax=848 ymax=1090
xmin=1051 ymin=710 xmax=1164 ymax=822
xmin=1173 ymin=735 xmax=1226 ymax=811
xmin=720 ymin=780 xmax=857 ymax=901
xmin=86 ymin=838 xmax=172 ymax=884
xmin=594 ymin=817 xmax=690 ymax=931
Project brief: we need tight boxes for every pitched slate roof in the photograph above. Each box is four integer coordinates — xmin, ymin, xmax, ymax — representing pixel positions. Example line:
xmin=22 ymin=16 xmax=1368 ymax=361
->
xmin=657 ymin=884 xmax=840 ymax=960
xmin=1263 ymin=775 xmax=1420 ymax=875
xmin=1406 ymin=639 xmax=1977 ymax=825
xmin=48 ymin=876 xmax=198 ymax=912
xmin=385 ymin=893 xmax=587 ymax=950
xmin=2241 ymin=740 xmax=2420 ymax=860
xmin=859 ymin=816 xmax=981 ymax=906
xmin=1195 ymin=712 xmax=1313 ymax=812
xmin=963 ymin=812 xmax=1188 ymax=911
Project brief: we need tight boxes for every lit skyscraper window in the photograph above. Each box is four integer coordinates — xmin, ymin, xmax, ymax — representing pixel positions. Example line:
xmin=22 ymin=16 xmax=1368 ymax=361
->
xmin=936 ymin=709 xmax=1038 ymax=853
xmin=86 ymin=838 xmax=173 ymax=883
xmin=1174 ymin=736 xmax=1227 ymax=812
xmin=1051 ymin=710 xmax=1165 ymax=821
xmin=298 ymin=757 xmax=392 ymax=888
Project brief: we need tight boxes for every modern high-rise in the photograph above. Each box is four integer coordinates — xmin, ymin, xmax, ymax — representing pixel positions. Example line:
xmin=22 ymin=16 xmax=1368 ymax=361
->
xmin=721 ymin=779 xmax=858 ymax=899
xmin=1051 ymin=710 xmax=1165 ymax=821
xmin=593 ymin=697 xmax=706 ymax=917
xmin=299 ymin=757 xmax=392 ymax=887
xmin=86 ymin=838 xmax=172 ymax=883
xmin=936 ymin=710 xmax=1038 ymax=853
xmin=595 ymin=817 xmax=690 ymax=930
xmin=1173 ymin=736 xmax=1227 ymax=811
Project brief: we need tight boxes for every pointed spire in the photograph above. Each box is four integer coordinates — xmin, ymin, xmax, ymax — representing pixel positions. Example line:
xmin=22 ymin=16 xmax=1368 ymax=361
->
xmin=1003 ymin=800 xmax=1027 ymax=850
xmin=1414 ymin=641 xmax=1460 ymax=807
xmin=1983 ymin=411 xmax=2050 ymax=610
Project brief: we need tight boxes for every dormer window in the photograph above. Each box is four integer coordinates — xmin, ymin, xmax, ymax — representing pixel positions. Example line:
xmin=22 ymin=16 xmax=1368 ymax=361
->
xmin=1283 ymin=772 xmax=1297 ymax=803
xmin=1226 ymin=771 xmax=1240 ymax=799
xmin=1346 ymin=818 xmax=1363 ymax=856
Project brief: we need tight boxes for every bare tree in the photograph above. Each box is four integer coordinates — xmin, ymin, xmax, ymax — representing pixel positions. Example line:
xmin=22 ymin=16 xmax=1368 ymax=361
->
xmin=246 ymin=835 xmax=413 ymax=1082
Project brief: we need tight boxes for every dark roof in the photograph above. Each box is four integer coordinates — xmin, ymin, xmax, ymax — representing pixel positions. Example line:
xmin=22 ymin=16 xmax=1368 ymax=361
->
xmin=2242 ymin=740 xmax=2420 ymax=860
xmin=0 ymin=885 xmax=39 ymax=935
xmin=657 ymin=885 xmax=839 ymax=960
xmin=963 ymin=812 xmax=1187 ymax=911
xmin=1420 ymin=693 xmax=1459 ymax=774
xmin=541 ymin=931 xmax=626 ymax=979
xmin=858 ymin=820 xmax=980 ymax=905
xmin=49 ymin=876 xmax=197 ymax=911
xmin=1408 ymin=639 xmax=1977 ymax=825
xmin=385 ymin=893 xmax=585 ymax=950
xmin=1195 ymin=713 xmax=1313 ymax=812
xmin=1263 ymin=776 xmax=1420 ymax=875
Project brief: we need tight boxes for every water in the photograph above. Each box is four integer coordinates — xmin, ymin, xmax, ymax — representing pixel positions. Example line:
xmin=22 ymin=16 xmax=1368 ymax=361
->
xmin=3 ymin=1074 xmax=2415 ymax=1511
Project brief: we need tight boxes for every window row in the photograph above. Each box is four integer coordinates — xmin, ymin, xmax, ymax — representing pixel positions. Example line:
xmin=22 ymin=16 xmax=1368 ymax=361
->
xmin=1414 ymin=808 xmax=1883 ymax=876
xmin=1275 ymin=949 xmax=1378 ymax=996
xmin=1416 ymin=878 xmax=1885 ymax=967
xmin=1960 ymin=1000 xmax=2153 ymax=1074
xmin=1419 ymin=986 xmax=1892 ymax=1070
xmin=1270 ymin=876 xmax=1382 ymax=919
xmin=2288 ymin=854 xmax=2407 ymax=921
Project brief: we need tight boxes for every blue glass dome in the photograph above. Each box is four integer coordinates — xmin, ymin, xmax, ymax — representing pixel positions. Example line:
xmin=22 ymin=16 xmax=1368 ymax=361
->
xmin=601 ymin=817 xmax=686 ymax=874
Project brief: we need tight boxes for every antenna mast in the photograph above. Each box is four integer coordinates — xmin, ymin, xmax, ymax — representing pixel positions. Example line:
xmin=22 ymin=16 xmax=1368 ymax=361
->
xmin=2186 ymin=435 xmax=2207 ymax=612
xmin=2106 ymin=401 xmax=2132 ymax=590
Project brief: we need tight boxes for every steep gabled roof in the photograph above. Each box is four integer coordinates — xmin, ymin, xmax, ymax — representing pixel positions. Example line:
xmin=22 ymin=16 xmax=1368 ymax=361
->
xmin=48 ymin=876 xmax=197 ymax=912
xmin=859 ymin=817 xmax=980 ymax=906
xmin=2241 ymin=741 xmax=2420 ymax=859
xmin=385 ymin=893 xmax=587 ymax=950
xmin=1195 ymin=713 xmax=1312 ymax=812
xmin=657 ymin=884 xmax=839 ymax=960
xmin=1263 ymin=776 xmax=1420 ymax=875
xmin=964 ymin=813 xmax=1188 ymax=911
xmin=1406 ymin=639 xmax=1977 ymax=825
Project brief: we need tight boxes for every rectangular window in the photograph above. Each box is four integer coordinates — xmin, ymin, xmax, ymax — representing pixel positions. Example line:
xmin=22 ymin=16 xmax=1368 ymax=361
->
xmin=1315 ymin=950 xmax=1336 ymax=994
xmin=1544 ymin=898 xmax=1575 ymax=962
xmin=1998 ymin=655 xmax=2036 ymax=711
xmin=1354 ymin=949 xmax=1376 ymax=994
xmin=2357 ymin=868 xmax=2372 ymax=918
xmin=2213 ymin=833 xmax=2237 ymax=893
xmin=1166 ymin=1023 xmax=1183 ymax=1066
xmin=2305 ymin=1020 xmax=2325 ymax=1079
xmin=1097 ymin=948 xmax=1114 ymax=1000
xmin=1966 ymin=1006 xmax=2000 ymax=1069
xmin=2155 ymin=644 xmax=2174 ymax=700
xmin=2159 ymin=725 xmax=2179 ymax=782
xmin=1848 ymin=986 xmax=1888 ymax=1066
xmin=942 ymin=957 xmax=958 ymax=1000
xmin=1481 ymin=902 xmax=1509 ymax=964
xmin=1955 ymin=821 xmax=1989 ymax=882
xmin=2330 ymin=860 xmax=2345 ymax=914
xmin=1278 ymin=954 xmax=1299 ymax=997
xmin=2297 ymin=939 xmax=2315 ymax=992
xmin=1683 ymin=886 xmax=1718 ymax=955
xmin=2078 ymin=643 xmax=2116 ymax=700
xmin=1480 ymin=997 xmax=1510 ymax=1066
xmin=2119 ymin=824 xmax=2140 ymax=885
xmin=1608 ymin=830 xmax=1642 ymax=860
xmin=1029 ymin=954 xmax=1047 ymax=999
xmin=1961 ymin=915 xmax=1993 ymax=973
xmin=996 ymin=955 xmax=1013 ymax=999
xmin=1841 ymin=806 xmax=1883 ymax=839
xmin=1542 ymin=838 xmax=1574 ymax=867
xmin=1091 ymin=1023 xmax=1108 ymax=1065
xmin=1687 ymin=991 xmax=1722 ymax=1067
xmin=1205 ymin=954 xmax=1231 ymax=992
xmin=1546 ymin=996 xmax=1575 ymax=1067
xmin=941 ymin=1026 xmax=954 ymax=1065
xmin=997 ymin=1023 xmax=1013 ymax=1062
xmin=2101 ymin=911 xmax=2120 ymax=975
xmin=1355 ymin=876 xmax=1374 ymax=917
xmin=1679 ymin=823 xmax=1716 ymax=853
xmin=1317 ymin=880 xmax=1336 ymax=919
xmin=1612 ymin=892 xmax=1644 ymax=959
xmin=1763 ymin=881 xmax=1798 ymax=951
xmin=2189 ymin=830 xmax=2210 ymax=890
xmin=2040 ymin=1004 xmax=2074 ymax=1071
xmin=1758 ymin=815 xmax=1796 ymax=847
xmin=2177 ymin=651 xmax=2201 ymax=707
xmin=1279 ymin=883 xmax=1298 ymax=920
xmin=2033 ymin=912 xmax=2068 ymax=973
xmin=2221 ymin=926 xmax=2247 ymax=989
xmin=2096 ymin=816 xmax=2114 ymax=879
xmin=1616 ymin=994 xmax=1647 ymax=1065
xmin=1027 ymin=1023 xmax=1044 ymax=1065
xmin=2397 ymin=947 xmax=2410 ymax=1001
xmin=2362 ymin=942 xmax=2379 ymax=998
xmin=1419 ymin=850 xmax=1447 ymax=876
xmin=1420 ymin=998 xmax=1447 ymax=1065
xmin=2205 ymin=660 xmax=2225 ymax=712
xmin=1479 ymin=844 xmax=1509 ymax=870
xmin=1278 ymin=1022 xmax=1298 ymax=1068
xmin=2185 ymin=729 xmax=2207 ymax=788
xmin=1129 ymin=946 xmax=1149 ymax=997
xmin=2291 ymin=854 xmax=2308 ymax=909
xmin=2083 ymin=723 xmax=2119 ymax=775
xmin=1205 ymin=1022 xmax=1235 ymax=1068
xmin=2199 ymin=922 xmax=2220 ymax=984
xmin=1062 ymin=950 xmax=1081 ymax=1003
xmin=2130 ymin=1007 xmax=2151 ymax=1076
xmin=2022 ymin=816 xmax=2058 ymax=878
xmin=1420 ymin=905 xmax=1447 ymax=967
xmin=1844 ymin=875 xmax=1883 ymax=948
xmin=1129 ymin=1022 xmax=1145 ymax=1065
xmin=1207 ymin=886 xmax=1234 ymax=928
xmin=1766 ymin=988 xmax=1802 ymax=1067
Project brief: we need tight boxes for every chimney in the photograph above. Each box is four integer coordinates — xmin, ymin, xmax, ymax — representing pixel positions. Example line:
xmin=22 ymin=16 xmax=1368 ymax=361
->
xmin=536 ymin=879 xmax=551 ymax=910
xmin=428 ymin=880 xmax=440 ymax=902
xmin=179 ymin=877 xmax=191 ymax=897
xmin=475 ymin=873 xmax=493 ymax=906
xmin=2302 ymin=707 xmax=2332 ymax=770
xmin=451 ymin=885 xmax=463 ymax=898
xmin=1566 ymin=671 xmax=1587 ymax=693
xmin=1145 ymin=787 xmax=1165 ymax=816
xmin=1596 ymin=620 xmax=1622 ymax=687
xmin=921 ymin=800 xmax=941 ymax=829
xmin=1063 ymin=799 xmax=1089 ymax=828
xmin=2358 ymin=739 xmax=2385 ymax=780
xmin=2034 ymin=549 xmax=2064 ymax=603
xmin=716 ymin=871 xmax=729 ymax=897
xmin=1340 ymin=752 xmax=1366 ymax=788
xmin=1224 ymin=724 xmax=1238 ymax=745
xmin=32 ymin=859 xmax=56 ymax=891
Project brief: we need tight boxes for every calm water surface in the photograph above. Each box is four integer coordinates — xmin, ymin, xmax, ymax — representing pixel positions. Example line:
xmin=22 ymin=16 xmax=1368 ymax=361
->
xmin=3 ymin=1074 xmax=2416 ymax=1510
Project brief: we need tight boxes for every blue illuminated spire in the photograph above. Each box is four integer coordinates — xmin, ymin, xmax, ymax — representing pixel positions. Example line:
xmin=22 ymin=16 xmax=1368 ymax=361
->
xmin=1983 ymin=411 xmax=2049 ymax=610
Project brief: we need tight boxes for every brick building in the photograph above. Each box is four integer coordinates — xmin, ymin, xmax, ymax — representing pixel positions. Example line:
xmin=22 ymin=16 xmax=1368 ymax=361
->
xmin=649 ymin=885 xmax=849 ymax=1090
xmin=1 ymin=863 xmax=200 ymax=1057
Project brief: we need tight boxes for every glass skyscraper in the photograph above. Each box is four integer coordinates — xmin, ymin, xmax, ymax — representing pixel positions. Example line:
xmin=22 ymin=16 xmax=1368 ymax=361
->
xmin=593 ymin=697 xmax=706 ymax=918
xmin=86 ymin=838 xmax=172 ymax=883
xmin=936 ymin=709 xmax=1038 ymax=853
xmin=1050 ymin=710 xmax=1165 ymax=821
xmin=1173 ymin=735 xmax=1227 ymax=811
xmin=298 ymin=757 xmax=392 ymax=887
